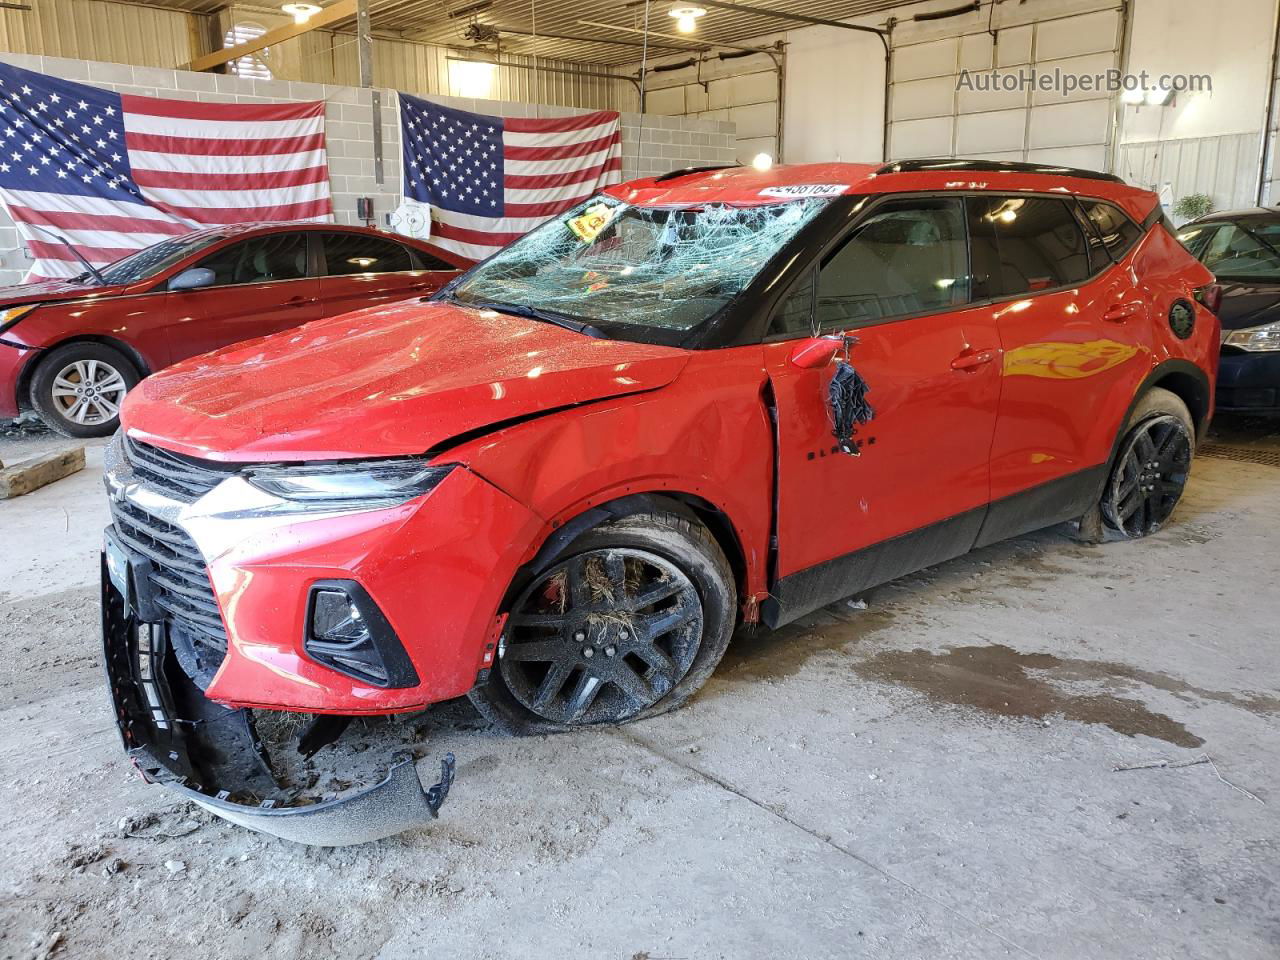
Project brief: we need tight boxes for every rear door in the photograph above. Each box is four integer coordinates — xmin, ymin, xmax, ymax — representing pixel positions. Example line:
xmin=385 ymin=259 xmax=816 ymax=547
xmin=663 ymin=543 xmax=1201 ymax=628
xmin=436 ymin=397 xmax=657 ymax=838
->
xmin=971 ymin=194 xmax=1150 ymax=531
xmin=315 ymin=231 xmax=448 ymax=316
xmin=764 ymin=196 xmax=1001 ymax=616
xmin=163 ymin=231 xmax=320 ymax=363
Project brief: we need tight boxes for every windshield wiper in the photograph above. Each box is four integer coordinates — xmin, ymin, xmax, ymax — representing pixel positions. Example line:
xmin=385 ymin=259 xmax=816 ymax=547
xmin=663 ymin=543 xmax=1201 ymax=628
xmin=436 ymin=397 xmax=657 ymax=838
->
xmin=28 ymin=225 xmax=107 ymax=286
xmin=454 ymin=297 xmax=609 ymax=339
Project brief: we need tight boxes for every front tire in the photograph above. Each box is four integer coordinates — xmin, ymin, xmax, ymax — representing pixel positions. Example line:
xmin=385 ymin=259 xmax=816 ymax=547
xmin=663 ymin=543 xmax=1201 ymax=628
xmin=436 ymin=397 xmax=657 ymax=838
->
xmin=1099 ymin=387 xmax=1195 ymax=538
xmin=469 ymin=510 xmax=737 ymax=735
xmin=29 ymin=342 xmax=140 ymax=438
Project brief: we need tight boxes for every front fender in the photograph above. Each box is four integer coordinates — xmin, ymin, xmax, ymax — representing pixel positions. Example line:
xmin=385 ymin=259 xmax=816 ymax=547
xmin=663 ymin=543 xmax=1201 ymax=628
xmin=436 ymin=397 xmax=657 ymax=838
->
xmin=456 ymin=346 xmax=774 ymax=604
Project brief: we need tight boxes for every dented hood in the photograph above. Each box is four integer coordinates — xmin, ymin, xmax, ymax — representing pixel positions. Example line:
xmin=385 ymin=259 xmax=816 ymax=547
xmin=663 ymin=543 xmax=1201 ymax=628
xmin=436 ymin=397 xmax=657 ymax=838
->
xmin=122 ymin=299 xmax=690 ymax=462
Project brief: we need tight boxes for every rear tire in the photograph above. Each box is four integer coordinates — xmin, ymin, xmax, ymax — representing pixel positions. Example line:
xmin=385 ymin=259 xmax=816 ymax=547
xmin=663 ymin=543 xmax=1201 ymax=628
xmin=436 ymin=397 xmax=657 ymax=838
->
xmin=1098 ymin=387 xmax=1195 ymax=538
xmin=29 ymin=342 xmax=140 ymax=438
xmin=469 ymin=510 xmax=736 ymax=735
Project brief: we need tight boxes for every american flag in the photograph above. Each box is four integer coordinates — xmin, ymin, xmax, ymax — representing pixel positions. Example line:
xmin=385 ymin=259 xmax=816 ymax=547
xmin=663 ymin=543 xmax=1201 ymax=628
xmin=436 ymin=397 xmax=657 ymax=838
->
xmin=0 ymin=60 xmax=332 ymax=281
xmin=399 ymin=93 xmax=622 ymax=261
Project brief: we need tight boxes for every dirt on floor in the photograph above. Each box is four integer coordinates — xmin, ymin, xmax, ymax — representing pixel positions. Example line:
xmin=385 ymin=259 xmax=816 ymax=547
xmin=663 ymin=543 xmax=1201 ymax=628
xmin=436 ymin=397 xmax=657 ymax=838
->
xmin=0 ymin=416 xmax=1277 ymax=960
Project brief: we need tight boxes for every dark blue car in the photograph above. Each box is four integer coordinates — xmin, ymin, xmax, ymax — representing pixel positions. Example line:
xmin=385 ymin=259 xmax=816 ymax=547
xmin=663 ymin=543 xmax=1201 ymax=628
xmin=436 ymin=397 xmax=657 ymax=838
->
xmin=1178 ymin=209 xmax=1280 ymax=414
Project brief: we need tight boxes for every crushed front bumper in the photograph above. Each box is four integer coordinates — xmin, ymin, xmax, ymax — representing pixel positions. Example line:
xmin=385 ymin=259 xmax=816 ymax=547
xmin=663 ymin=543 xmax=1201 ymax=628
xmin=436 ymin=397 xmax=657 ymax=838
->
xmin=101 ymin=554 xmax=455 ymax=846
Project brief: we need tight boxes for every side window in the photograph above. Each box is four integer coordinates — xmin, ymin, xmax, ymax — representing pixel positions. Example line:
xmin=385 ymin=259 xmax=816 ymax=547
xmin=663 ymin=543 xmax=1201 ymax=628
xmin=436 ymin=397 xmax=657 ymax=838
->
xmin=768 ymin=269 xmax=816 ymax=338
xmin=193 ymin=233 xmax=308 ymax=287
xmin=967 ymin=196 xmax=1091 ymax=296
xmin=1079 ymin=200 xmax=1145 ymax=262
xmin=322 ymin=233 xmax=413 ymax=276
xmin=815 ymin=197 xmax=968 ymax=329
xmin=409 ymin=247 xmax=457 ymax=271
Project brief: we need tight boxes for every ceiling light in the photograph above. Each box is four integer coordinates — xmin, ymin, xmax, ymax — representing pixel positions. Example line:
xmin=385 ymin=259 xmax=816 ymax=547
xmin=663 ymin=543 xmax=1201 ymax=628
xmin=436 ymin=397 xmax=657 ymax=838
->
xmin=449 ymin=59 xmax=496 ymax=98
xmin=282 ymin=2 xmax=321 ymax=24
xmin=669 ymin=5 xmax=706 ymax=34
xmin=1120 ymin=87 xmax=1145 ymax=105
xmin=1145 ymin=87 xmax=1172 ymax=106
xmin=752 ymin=152 xmax=772 ymax=171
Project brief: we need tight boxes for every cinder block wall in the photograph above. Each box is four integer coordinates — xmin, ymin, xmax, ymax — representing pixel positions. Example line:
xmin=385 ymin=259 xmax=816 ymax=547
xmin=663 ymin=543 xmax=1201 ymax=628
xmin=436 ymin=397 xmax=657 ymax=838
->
xmin=0 ymin=53 xmax=737 ymax=286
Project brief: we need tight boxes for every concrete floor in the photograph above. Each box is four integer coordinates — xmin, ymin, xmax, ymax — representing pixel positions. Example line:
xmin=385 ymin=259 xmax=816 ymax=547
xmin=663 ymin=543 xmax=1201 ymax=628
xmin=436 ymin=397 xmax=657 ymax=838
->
xmin=0 ymin=418 xmax=1277 ymax=960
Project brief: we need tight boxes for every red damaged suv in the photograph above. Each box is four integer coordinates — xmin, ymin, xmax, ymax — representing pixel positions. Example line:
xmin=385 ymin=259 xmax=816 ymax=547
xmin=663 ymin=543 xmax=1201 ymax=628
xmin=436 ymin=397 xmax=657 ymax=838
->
xmin=101 ymin=160 xmax=1218 ymax=843
xmin=0 ymin=222 xmax=467 ymax=436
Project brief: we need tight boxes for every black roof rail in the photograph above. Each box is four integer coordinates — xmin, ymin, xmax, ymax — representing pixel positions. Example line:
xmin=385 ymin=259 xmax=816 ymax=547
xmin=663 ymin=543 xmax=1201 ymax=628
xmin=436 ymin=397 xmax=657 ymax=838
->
xmin=876 ymin=158 xmax=1124 ymax=184
xmin=654 ymin=164 xmax=740 ymax=182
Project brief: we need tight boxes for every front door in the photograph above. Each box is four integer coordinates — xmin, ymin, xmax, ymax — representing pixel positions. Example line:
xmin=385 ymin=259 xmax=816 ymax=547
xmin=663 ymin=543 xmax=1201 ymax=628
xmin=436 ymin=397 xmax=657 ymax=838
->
xmin=164 ymin=231 xmax=320 ymax=363
xmin=763 ymin=196 xmax=1002 ymax=624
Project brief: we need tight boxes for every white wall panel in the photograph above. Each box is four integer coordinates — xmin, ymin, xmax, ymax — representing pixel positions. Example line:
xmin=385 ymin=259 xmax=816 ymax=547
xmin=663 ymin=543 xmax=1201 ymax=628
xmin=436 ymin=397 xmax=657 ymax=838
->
xmin=1027 ymin=99 xmax=1112 ymax=149
xmin=890 ymin=116 xmax=954 ymax=159
xmin=1034 ymin=9 xmax=1119 ymax=60
xmin=955 ymin=109 xmax=1027 ymax=155
xmin=1027 ymin=144 xmax=1109 ymax=170
xmin=893 ymin=38 xmax=959 ymax=81
xmin=995 ymin=26 xmax=1034 ymax=67
xmin=892 ymin=76 xmax=956 ymax=121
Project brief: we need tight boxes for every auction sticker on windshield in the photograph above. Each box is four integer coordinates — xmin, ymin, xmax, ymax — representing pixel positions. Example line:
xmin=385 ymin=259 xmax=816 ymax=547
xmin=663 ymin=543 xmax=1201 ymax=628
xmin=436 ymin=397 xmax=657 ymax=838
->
xmin=758 ymin=184 xmax=848 ymax=198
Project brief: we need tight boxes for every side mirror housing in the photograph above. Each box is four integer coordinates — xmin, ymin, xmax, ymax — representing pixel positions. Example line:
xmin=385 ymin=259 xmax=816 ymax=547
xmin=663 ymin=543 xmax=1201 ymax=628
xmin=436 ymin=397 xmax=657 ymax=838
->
xmin=168 ymin=267 xmax=216 ymax=292
xmin=788 ymin=337 xmax=842 ymax=369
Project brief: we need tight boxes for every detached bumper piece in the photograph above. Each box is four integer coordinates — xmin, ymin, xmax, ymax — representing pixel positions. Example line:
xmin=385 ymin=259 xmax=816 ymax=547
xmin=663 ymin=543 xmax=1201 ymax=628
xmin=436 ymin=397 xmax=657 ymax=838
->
xmin=101 ymin=553 xmax=456 ymax=846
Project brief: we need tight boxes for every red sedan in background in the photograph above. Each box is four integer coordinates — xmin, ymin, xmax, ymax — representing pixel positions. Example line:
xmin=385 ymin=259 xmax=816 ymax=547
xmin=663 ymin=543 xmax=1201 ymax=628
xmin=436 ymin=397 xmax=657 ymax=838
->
xmin=0 ymin=223 xmax=469 ymax=436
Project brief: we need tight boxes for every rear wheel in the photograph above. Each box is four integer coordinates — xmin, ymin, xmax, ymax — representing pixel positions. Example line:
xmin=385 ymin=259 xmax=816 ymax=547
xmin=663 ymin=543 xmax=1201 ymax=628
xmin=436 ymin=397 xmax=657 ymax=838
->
xmin=469 ymin=510 xmax=736 ymax=734
xmin=29 ymin=342 xmax=140 ymax=438
xmin=1100 ymin=387 xmax=1194 ymax=538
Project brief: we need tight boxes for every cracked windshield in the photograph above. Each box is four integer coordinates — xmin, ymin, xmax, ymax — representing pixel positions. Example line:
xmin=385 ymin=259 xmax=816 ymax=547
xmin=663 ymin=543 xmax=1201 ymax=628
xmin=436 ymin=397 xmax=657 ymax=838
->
xmin=447 ymin=195 xmax=831 ymax=340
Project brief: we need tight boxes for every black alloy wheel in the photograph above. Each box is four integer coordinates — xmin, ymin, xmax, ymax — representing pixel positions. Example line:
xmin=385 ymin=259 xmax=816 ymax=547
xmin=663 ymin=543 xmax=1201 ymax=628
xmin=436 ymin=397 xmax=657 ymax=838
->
xmin=500 ymin=547 xmax=704 ymax=726
xmin=1102 ymin=413 xmax=1193 ymax=537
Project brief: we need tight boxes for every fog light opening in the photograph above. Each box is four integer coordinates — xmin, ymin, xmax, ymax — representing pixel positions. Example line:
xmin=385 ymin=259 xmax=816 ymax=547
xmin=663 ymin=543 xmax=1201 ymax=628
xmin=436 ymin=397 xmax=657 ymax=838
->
xmin=304 ymin=580 xmax=420 ymax=689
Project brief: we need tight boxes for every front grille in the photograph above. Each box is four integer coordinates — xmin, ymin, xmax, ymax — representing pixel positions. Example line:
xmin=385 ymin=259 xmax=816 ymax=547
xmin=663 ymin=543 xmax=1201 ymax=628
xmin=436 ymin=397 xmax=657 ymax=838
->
xmin=124 ymin=437 xmax=237 ymax=503
xmin=108 ymin=497 xmax=228 ymax=687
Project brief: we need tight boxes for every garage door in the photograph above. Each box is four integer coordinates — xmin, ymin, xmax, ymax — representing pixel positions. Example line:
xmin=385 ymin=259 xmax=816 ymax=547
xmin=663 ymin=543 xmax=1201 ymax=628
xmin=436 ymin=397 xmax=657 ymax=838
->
xmin=888 ymin=1 xmax=1122 ymax=172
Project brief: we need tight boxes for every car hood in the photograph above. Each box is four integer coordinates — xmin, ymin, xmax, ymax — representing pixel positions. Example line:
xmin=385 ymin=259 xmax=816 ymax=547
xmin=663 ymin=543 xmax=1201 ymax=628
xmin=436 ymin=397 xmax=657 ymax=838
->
xmin=0 ymin=277 xmax=130 ymax=307
xmin=122 ymin=299 xmax=691 ymax=462
xmin=1215 ymin=279 xmax=1280 ymax=331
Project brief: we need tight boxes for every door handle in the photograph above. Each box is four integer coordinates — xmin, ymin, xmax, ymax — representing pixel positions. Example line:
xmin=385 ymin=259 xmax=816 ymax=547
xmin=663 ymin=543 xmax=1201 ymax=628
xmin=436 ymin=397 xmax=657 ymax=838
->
xmin=1103 ymin=301 xmax=1142 ymax=322
xmin=284 ymin=295 xmax=311 ymax=308
xmin=951 ymin=348 xmax=998 ymax=371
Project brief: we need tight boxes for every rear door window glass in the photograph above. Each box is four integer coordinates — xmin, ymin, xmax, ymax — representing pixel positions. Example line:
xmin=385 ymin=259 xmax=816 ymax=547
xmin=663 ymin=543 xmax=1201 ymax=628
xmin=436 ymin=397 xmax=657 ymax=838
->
xmin=815 ymin=197 xmax=968 ymax=329
xmin=321 ymin=233 xmax=414 ymax=275
xmin=967 ymin=196 xmax=1090 ymax=296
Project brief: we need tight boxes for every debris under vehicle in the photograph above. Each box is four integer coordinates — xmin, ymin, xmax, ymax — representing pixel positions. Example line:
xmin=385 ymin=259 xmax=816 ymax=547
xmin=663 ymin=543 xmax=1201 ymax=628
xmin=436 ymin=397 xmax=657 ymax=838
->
xmin=102 ymin=567 xmax=455 ymax=846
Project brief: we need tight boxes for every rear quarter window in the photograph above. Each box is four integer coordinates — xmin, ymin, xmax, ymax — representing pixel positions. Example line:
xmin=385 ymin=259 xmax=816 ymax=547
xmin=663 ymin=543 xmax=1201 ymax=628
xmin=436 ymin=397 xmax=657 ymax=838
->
xmin=1078 ymin=200 xmax=1145 ymax=262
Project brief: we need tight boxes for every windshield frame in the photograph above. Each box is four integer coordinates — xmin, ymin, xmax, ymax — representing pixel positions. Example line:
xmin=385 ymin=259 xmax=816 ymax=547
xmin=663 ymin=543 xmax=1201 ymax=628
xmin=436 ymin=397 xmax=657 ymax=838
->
xmin=437 ymin=194 xmax=839 ymax=348
xmin=96 ymin=231 xmax=231 ymax=288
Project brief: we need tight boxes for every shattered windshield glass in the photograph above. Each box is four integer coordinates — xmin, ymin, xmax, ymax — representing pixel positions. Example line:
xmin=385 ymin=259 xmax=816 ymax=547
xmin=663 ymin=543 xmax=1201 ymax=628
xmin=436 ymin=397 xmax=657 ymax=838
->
xmin=447 ymin=195 xmax=831 ymax=340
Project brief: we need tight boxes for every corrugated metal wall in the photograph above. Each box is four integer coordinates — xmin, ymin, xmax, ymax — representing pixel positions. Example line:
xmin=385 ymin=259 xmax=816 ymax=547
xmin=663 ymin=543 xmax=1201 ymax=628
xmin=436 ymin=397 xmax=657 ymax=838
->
xmin=0 ymin=0 xmax=208 ymax=68
xmin=1117 ymin=134 xmax=1263 ymax=221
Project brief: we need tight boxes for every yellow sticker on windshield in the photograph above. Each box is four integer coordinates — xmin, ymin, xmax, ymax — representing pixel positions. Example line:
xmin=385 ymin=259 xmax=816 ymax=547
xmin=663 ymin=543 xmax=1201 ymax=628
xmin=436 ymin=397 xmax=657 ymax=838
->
xmin=567 ymin=203 xmax=616 ymax=243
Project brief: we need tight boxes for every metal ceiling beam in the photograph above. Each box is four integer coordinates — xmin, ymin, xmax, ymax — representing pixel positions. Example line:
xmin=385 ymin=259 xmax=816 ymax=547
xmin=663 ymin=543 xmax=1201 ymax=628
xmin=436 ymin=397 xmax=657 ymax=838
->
xmin=182 ymin=0 xmax=358 ymax=72
xmin=478 ymin=23 xmax=699 ymax=53
xmin=668 ymin=0 xmax=888 ymax=45
xmin=576 ymin=18 xmax=778 ymax=55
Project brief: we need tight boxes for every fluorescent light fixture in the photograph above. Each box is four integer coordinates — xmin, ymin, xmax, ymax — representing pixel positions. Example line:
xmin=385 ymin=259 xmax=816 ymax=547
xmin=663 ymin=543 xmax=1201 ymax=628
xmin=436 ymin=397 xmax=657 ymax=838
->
xmin=1120 ymin=87 xmax=1145 ymax=105
xmin=1145 ymin=87 xmax=1172 ymax=106
xmin=449 ymin=59 xmax=496 ymax=98
xmin=751 ymin=152 xmax=773 ymax=171
xmin=669 ymin=5 xmax=707 ymax=33
xmin=281 ymin=2 xmax=321 ymax=25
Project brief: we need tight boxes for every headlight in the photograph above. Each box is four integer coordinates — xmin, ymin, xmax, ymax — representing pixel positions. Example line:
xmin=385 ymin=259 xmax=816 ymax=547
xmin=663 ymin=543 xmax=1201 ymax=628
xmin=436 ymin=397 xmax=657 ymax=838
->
xmin=1224 ymin=321 xmax=1280 ymax=352
xmin=0 ymin=304 xmax=38 ymax=335
xmin=245 ymin=459 xmax=455 ymax=510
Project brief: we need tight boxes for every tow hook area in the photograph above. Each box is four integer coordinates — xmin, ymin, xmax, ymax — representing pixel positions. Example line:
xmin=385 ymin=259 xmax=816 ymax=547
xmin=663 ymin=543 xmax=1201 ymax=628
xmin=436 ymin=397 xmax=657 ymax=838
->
xmin=103 ymin=559 xmax=457 ymax=846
